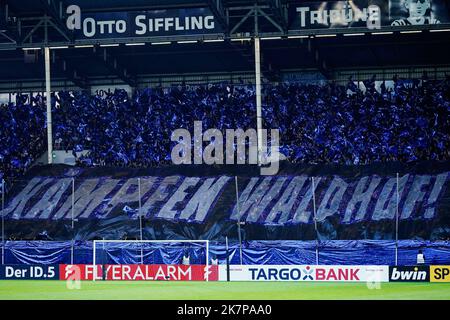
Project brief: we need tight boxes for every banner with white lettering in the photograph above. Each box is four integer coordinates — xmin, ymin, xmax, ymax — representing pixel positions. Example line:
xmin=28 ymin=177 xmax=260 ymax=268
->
xmin=289 ymin=0 xmax=450 ymax=31
xmin=60 ymin=264 xmax=218 ymax=281
xmin=0 ymin=265 xmax=59 ymax=280
xmin=2 ymin=162 xmax=449 ymax=241
xmin=65 ymin=6 xmax=222 ymax=39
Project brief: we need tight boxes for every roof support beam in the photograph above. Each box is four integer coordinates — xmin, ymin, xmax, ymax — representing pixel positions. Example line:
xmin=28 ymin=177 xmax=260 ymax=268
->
xmin=0 ymin=31 xmax=16 ymax=43
xmin=304 ymin=37 xmax=331 ymax=79
xmin=207 ymin=0 xmax=228 ymax=33
xmin=21 ymin=19 xmax=44 ymax=44
xmin=0 ymin=2 xmax=19 ymax=44
xmin=38 ymin=0 xmax=72 ymax=41
xmin=92 ymin=46 xmax=137 ymax=87
xmin=230 ymin=8 xmax=255 ymax=35
xmin=257 ymin=7 xmax=284 ymax=34
xmin=266 ymin=0 xmax=287 ymax=33
xmin=52 ymin=50 xmax=90 ymax=89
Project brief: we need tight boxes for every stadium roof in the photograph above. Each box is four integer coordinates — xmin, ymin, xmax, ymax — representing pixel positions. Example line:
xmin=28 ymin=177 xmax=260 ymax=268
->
xmin=0 ymin=0 xmax=449 ymax=91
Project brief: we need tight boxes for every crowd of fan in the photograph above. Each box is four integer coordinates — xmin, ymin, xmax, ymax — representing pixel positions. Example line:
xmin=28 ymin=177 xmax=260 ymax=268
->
xmin=270 ymin=76 xmax=450 ymax=164
xmin=0 ymin=94 xmax=46 ymax=184
xmin=1 ymin=76 xmax=449 ymax=183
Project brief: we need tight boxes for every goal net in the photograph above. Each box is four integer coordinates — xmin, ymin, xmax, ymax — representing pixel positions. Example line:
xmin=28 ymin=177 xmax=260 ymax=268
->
xmin=92 ymin=239 xmax=210 ymax=281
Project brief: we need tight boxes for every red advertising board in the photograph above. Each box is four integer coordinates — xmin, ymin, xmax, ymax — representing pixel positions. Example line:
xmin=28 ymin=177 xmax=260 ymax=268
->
xmin=60 ymin=264 xmax=218 ymax=281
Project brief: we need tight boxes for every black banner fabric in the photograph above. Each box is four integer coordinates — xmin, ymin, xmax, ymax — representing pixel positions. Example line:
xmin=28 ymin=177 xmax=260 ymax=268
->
xmin=388 ymin=266 xmax=430 ymax=281
xmin=2 ymin=161 xmax=450 ymax=242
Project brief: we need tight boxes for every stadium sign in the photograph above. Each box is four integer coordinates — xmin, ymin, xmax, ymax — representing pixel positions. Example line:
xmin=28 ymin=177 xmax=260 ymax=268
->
xmin=220 ymin=265 xmax=389 ymax=282
xmin=0 ymin=265 xmax=59 ymax=280
xmin=290 ymin=0 xmax=450 ymax=30
xmin=430 ymin=266 xmax=450 ymax=282
xmin=66 ymin=5 xmax=222 ymax=39
xmin=59 ymin=264 xmax=218 ymax=281
xmin=388 ymin=266 xmax=430 ymax=282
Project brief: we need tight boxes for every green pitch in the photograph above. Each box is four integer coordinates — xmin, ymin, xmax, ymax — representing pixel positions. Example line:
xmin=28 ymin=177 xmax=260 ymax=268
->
xmin=0 ymin=281 xmax=450 ymax=300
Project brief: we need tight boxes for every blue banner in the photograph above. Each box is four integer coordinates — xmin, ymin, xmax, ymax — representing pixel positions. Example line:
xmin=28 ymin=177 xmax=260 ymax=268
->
xmin=2 ymin=240 xmax=450 ymax=266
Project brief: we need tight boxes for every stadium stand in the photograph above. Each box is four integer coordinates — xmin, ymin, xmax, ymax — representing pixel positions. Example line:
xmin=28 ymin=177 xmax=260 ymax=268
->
xmin=0 ymin=95 xmax=46 ymax=182
xmin=1 ymin=77 xmax=449 ymax=183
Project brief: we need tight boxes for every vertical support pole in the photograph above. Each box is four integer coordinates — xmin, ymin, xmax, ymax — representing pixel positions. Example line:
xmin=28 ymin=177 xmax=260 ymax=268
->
xmin=395 ymin=173 xmax=399 ymax=265
xmin=102 ymin=239 xmax=106 ymax=281
xmin=138 ymin=178 xmax=143 ymax=264
xmin=44 ymin=47 xmax=53 ymax=164
xmin=312 ymin=177 xmax=319 ymax=265
xmin=206 ymin=240 xmax=209 ymax=282
xmin=1 ymin=179 xmax=4 ymax=265
xmin=234 ymin=176 xmax=243 ymax=265
xmin=70 ymin=242 xmax=74 ymax=265
xmin=254 ymin=7 xmax=263 ymax=165
xmin=44 ymin=15 xmax=48 ymax=43
xmin=71 ymin=178 xmax=74 ymax=264
xmin=71 ymin=178 xmax=75 ymax=229
xmin=225 ymin=236 xmax=230 ymax=282
xmin=93 ymin=240 xmax=96 ymax=282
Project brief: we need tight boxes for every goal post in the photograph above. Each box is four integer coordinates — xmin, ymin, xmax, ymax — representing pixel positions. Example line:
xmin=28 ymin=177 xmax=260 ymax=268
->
xmin=92 ymin=239 xmax=210 ymax=281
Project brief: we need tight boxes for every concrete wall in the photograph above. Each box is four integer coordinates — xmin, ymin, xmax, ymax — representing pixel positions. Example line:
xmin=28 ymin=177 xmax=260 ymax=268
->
xmin=33 ymin=150 xmax=90 ymax=166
